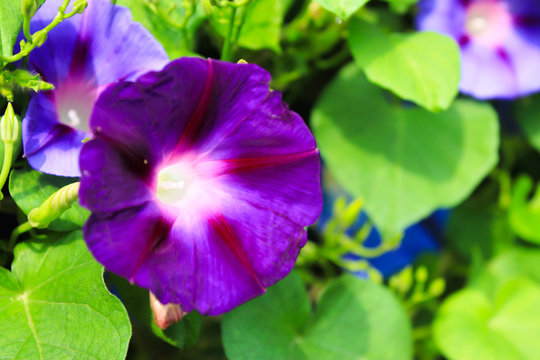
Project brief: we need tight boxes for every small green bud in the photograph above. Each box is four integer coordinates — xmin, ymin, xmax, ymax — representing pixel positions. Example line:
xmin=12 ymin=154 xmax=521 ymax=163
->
xmin=28 ymin=182 xmax=80 ymax=228
xmin=415 ymin=266 xmax=429 ymax=284
xmin=72 ymin=0 xmax=88 ymax=14
xmin=342 ymin=197 xmax=364 ymax=229
xmin=33 ymin=31 xmax=48 ymax=47
xmin=1 ymin=103 xmax=20 ymax=144
xmin=427 ymin=278 xmax=446 ymax=298
xmin=22 ymin=0 xmax=38 ymax=18
xmin=202 ymin=0 xmax=214 ymax=14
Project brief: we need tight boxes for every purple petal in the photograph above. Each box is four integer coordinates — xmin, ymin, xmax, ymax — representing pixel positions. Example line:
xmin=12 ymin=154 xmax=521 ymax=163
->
xmin=79 ymin=58 xmax=322 ymax=315
xmin=459 ymin=42 xmax=519 ymax=99
xmin=416 ymin=0 xmax=467 ymax=39
xmin=22 ymin=0 xmax=168 ymax=177
xmin=23 ymin=93 xmax=88 ymax=176
xmin=89 ymin=58 xmax=209 ymax=166
xmin=75 ymin=0 xmax=169 ymax=84
xmin=78 ymin=138 xmax=155 ymax=212
xmin=83 ymin=202 xmax=174 ymax=283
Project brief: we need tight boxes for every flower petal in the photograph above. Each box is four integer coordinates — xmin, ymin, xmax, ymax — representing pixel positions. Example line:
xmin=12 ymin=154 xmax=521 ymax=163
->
xmin=459 ymin=42 xmax=519 ymax=98
xmin=89 ymin=58 xmax=210 ymax=165
xmin=79 ymin=138 xmax=155 ymax=212
xmin=23 ymin=93 xmax=87 ymax=176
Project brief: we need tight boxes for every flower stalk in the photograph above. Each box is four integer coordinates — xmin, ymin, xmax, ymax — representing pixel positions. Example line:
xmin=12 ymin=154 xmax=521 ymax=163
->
xmin=0 ymin=103 xmax=20 ymax=198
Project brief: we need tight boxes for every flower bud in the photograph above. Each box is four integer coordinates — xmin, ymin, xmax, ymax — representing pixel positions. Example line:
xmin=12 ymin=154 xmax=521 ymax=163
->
xmin=427 ymin=278 xmax=446 ymax=297
xmin=150 ymin=292 xmax=186 ymax=330
xmin=72 ymin=0 xmax=88 ymax=14
xmin=415 ymin=266 xmax=428 ymax=284
xmin=22 ymin=0 xmax=38 ymax=18
xmin=1 ymin=103 xmax=20 ymax=144
xmin=33 ymin=31 xmax=48 ymax=47
xmin=28 ymin=182 xmax=80 ymax=228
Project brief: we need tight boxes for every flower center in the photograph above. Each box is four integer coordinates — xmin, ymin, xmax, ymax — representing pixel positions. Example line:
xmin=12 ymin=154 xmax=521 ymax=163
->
xmin=465 ymin=1 xmax=512 ymax=46
xmin=55 ymin=81 xmax=97 ymax=133
xmin=156 ymin=161 xmax=196 ymax=207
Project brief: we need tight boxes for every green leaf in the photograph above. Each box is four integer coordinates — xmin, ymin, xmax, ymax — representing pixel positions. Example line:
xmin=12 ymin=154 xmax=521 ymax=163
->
xmin=211 ymin=0 xmax=284 ymax=53
xmin=0 ymin=231 xmax=131 ymax=359
xmin=9 ymin=167 xmax=89 ymax=231
xmin=348 ymin=19 xmax=460 ymax=111
xmin=382 ymin=0 xmax=418 ymax=13
xmin=508 ymin=175 xmax=540 ymax=244
xmin=109 ymin=273 xmax=202 ymax=350
xmin=470 ymin=249 xmax=540 ymax=297
xmin=312 ymin=64 xmax=499 ymax=235
xmin=0 ymin=0 xmax=22 ymax=58
xmin=516 ymin=94 xmax=540 ymax=153
xmin=446 ymin=183 xmax=514 ymax=260
xmin=117 ymin=0 xmax=205 ymax=59
xmin=434 ymin=278 xmax=540 ymax=360
xmin=222 ymin=272 xmax=412 ymax=360
xmin=314 ymin=0 xmax=369 ymax=20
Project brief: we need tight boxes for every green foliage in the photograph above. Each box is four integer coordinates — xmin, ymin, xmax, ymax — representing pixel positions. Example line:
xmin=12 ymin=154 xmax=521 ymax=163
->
xmin=435 ymin=277 xmax=540 ymax=360
xmin=117 ymin=0 xmax=205 ymax=59
xmin=222 ymin=272 xmax=412 ymax=360
xmin=313 ymin=0 xmax=369 ymax=20
xmin=110 ymin=274 xmax=202 ymax=350
xmin=0 ymin=0 xmax=23 ymax=58
xmin=508 ymin=175 xmax=540 ymax=244
xmin=312 ymin=64 xmax=499 ymax=236
xmin=517 ymin=94 xmax=540 ymax=153
xmin=9 ymin=168 xmax=89 ymax=231
xmin=210 ymin=0 xmax=285 ymax=53
xmin=0 ymin=231 xmax=131 ymax=359
xmin=382 ymin=0 xmax=418 ymax=13
xmin=446 ymin=184 xmax=514 ymax=260
xmin=348 ymin=19 xmax=460 ymax=112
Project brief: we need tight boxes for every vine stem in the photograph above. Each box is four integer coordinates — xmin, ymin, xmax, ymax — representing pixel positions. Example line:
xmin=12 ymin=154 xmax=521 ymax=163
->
xmin=9 ymin=222 xmax=32 ymax=251
xmin=220 ymin=7 xmax=238 ymax=62
xmin=0 ymin=142 xmax=13 ymax=193
xmin=0 ymin=0 xmax=77 ymax=64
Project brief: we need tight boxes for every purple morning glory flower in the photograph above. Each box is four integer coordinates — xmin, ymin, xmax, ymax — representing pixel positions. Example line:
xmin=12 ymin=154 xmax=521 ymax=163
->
xmin=417 ymin=0 xmax=540 ymax=99
xmin=22 ymin=0 xmax=168 ymax=176
xmin=79 ymin=57 xmax=322 ymax=315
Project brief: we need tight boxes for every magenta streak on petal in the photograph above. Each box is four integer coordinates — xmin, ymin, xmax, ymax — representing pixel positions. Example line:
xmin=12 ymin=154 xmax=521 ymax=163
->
xmin=496 ymin=46 xmax=518 ymax=93
xmin=208 ymin=213 xmax=265 ymax=291
xmin=129 ymin=215 xmax=173 ymax=282
xmin=210 ymin=149 xmax=320 ymax=176
xmin=24 ymin=124 xmax=73 ymax=157
xmin=173 ymin=59 xmax=215 ymax=156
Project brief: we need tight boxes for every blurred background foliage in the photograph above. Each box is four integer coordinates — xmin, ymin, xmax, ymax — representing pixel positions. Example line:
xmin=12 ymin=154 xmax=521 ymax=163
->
xmin=2 ymin=0 xmax=540 ymax=359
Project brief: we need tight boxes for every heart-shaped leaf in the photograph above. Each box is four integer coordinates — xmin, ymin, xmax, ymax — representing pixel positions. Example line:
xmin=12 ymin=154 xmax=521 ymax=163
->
xmin=312 ymin=63 xmax=499 ymax=235
xmin=0 ymin=231 xmax=131 ymax=359
xmin=222 ymin=272 xmax=412 ymax=360
xmin=9 ymin=167 xmax=89 ymax=231
xmin=435 ymin=278 xmax=540 ymax=360
xmin=314 ymin=0 xmax=369 ymax=20
xmin=348 ymin=19 xmax=460 ymax=112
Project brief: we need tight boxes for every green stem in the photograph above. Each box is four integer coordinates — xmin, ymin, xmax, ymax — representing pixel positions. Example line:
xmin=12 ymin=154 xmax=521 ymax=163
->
xmin=0 ymin=142 xmax=13 ymax=192
xmin=220 ymin=7 xmax=237 ymax=62
xmin=9 ymin=221 xmax=32 ymax=251
xmin=0 ymin=0 xmax=77 ymax=64
xmin=23 ymin=16 xmax=33 ymax=44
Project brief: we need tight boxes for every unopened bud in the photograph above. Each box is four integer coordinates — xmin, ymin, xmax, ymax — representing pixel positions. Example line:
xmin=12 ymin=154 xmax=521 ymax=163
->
xmin=22 ymin=0 xmax=38 ymax=18
xmin=72 ymin=0 xmax=88 ymax=14
xmin=33 ymin=31 xmax=48 ymax=47
xmin=415 ymin=266 xmax=428 ymax=284
xmin=237 ymin=59 xmax=248 ymax=64
xmin=28 ymin=182 xmax=80 ymax=228
xmin=427 ymin=278 xmax=446 ymax=297
xmin=1 ymin=103 xmax=20 ymax=144
xmin=150 ymin=292 xmax=186 ymax=330
xmin=202 ymin=0 xmax=214 ymax=14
